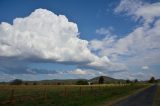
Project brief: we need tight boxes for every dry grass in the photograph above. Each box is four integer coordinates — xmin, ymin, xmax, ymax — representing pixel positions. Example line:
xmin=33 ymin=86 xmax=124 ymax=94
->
xmin=0 ymin=84 xmax=148 ymax=106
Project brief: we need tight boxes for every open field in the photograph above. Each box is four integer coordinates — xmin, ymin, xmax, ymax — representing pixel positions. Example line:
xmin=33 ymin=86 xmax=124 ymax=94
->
xmin=0 ymin=84 xmax=148 ymax=106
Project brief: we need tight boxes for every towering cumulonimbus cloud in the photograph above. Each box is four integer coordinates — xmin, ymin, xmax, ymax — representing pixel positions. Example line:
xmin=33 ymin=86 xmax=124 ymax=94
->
xmin=0 ymin=8 xmax=124 ymax=73
xmin=0 ymin=8 xmax=95 ymax=63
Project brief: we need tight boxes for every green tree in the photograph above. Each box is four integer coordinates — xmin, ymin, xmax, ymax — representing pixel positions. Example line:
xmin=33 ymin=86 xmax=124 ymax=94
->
xmin=24 ymin=82 xmax=28 ymax=85
xmin=10 ymin=79 xmax=23 ymax=85
xmin=33 ymin=82 xmax=37 ymax=85
xmin=126 ymin=79 xmax=132 ymax=84
xmin=148 ymin=77 xmax=155 ymax=83
xmin=76 ymin=80 xmax=88 ymax=85
xmin=134 ymin=79 xmax=138 ymax=83
xmin=99 ymin=76 xmax=104 ymax=84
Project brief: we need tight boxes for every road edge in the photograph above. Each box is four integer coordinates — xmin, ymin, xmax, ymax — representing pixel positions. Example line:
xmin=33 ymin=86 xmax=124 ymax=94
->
xmin=101 ymin=84 xmax=152 ymax=106
xmin=153 ymin=84 xmax=160 ymax=106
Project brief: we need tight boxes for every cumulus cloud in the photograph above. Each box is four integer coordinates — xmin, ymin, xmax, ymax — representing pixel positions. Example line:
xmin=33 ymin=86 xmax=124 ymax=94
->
xmin=0 ymin=9 xmax=92 ymax=63
xmin=71 ymin=69 xmax=87 ymax=75
xmin=1 ymin=3 xmax=158 ymax=80
xmin=0 ymin=8 xmax=96 ymax=63
xmin=0 ymin=8 xmax=127 ymax=75
xmin=66 ymin=68 xmax=114 ymax=79
xmin=90 ymin=27 xmax=117 ymax=52
xmin=68 ymin=69 xmax=94 ymax=75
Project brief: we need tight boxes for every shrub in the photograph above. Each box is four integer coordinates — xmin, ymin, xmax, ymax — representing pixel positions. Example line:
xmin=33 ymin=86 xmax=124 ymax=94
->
xmin=10 ymin=79 xmax=23 ymax=85
xmin=33 ymin=82 xmax=37 ymax=85
xmin=126 ymin=79 xmax=132 ymax=84
xmin=76 ymin=80 xmax=88 ymax=85
xmin=24 ymin=82 xmax=28 ymax=85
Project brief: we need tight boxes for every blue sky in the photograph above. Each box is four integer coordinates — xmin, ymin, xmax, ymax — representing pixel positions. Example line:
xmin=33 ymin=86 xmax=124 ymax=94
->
xmin=0 ymin=0 xmax=136 ymax=40
xmin=0 ymin=0 xmax=160 ymax=81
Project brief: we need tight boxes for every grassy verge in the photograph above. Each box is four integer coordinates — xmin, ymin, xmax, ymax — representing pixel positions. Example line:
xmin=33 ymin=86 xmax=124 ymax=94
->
xmin=153 ymin=84 xmax=160 ymax=106
xmin=0 ymin=84 xmax=148 ymax=106
xmin=101 ymin=84 xmax=151 ymax=106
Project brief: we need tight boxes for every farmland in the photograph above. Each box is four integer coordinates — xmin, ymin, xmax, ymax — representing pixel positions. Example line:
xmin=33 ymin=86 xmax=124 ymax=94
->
xmin=0 ymin=84 xmax=148 ymax=106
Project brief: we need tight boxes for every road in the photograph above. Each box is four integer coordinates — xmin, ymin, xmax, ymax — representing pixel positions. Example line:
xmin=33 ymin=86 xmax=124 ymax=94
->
xmin=112 ymin=85 xmax=157 ymax=106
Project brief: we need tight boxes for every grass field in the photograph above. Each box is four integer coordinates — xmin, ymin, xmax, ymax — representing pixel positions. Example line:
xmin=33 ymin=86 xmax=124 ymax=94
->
xmin=0 ymin=84 xmax=148 ymax=106
xmin=154 ymin=84 xmax=160 ymax=106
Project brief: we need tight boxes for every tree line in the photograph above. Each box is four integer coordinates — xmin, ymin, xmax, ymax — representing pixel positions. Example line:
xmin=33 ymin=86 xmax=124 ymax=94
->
xmin=0 ymin=76 xmax=158 ymax=85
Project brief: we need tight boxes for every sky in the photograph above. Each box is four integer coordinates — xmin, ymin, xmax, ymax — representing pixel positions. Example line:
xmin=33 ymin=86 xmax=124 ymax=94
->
xmin=0 ymin=0 xmax=160 ymax=81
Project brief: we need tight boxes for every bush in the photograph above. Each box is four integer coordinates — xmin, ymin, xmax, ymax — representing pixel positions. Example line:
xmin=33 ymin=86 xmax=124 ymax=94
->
xmin=76 ymin=80 xmax=88 ymax=85
xmin=10 ymin=79 xmax=23 ymax=85
xmin=126 ymin=79 xmax=132 ymax=84
xmin=24 ymin=82 xmax=28 ymax=85
xmin=33 ymin=82 xmax=37 ymax=85
xmin=57 ymin=82 xmax=61 ymax=85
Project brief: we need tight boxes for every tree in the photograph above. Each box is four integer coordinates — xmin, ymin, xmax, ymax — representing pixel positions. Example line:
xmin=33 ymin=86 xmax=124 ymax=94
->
xmin=126 ymin=79 xmax=132 ymax=84
xmin=33 ymin=82 xmax=37 ymax=85
xmin=99 ymin=76 xmax=104 ymax=84
xmin=134 ymin=79 xmax=138 ymax=83
xmin=24 ymin=82 xmax=28 ymax=85
xmin=76 ymin=80 xmax=88 ymax=85
xmin=148 ymin=77 xmax=155 ymax=83
xmin=57 ymin=82 xmax=61 ymax=85
xmin=10 ymin=79 xmax=23 ymax=85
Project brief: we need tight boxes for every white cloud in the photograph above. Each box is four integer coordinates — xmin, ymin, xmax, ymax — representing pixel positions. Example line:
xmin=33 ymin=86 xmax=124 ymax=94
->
xmin=89 ymin=0 xmax=160 ymax=80
xmin=142 ymin=66 xmax=149 ymax=70
xmin=67 ymin=68 xmax=113 ymax=79
xmin=113 ymin=0 xmax=160 ymax=66
xmin=86 ymin=56 xmax=127 ymax=72
xmin=115 ymin=0 xmax=160 ymax=24
xmin=111 ymin=71 xmax=155 ymax=81
xmin=71 ymin=69 xmax=87 ymax=75
xmin=89 ymin=35 xmax=117 ymax=56
xmin=69 ymin=69 xmax=93 ymax=75
xmin=114 ymin=0 xmax=144 ymax=16
xmin=0 ymin=4 xmax=159 ymax=80
xmin=0 ymin=8 xmax=127 ymax=75
xmin=0 ymin=8 xmax=97 ymax=63
xmin=135 ymin=3 xmax=160 ymax=23
xmin=90 ymin=0 xmax=160 ymax=66
xmin=96 ymin=27 xmax=114 ymax=35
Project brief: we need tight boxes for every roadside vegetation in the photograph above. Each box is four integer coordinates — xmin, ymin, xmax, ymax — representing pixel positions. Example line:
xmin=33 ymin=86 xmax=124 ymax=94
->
xmin=0 ymin=84 xmax=148 ymax=106
xmin=154 ymin=84 xmax=160 ymax=106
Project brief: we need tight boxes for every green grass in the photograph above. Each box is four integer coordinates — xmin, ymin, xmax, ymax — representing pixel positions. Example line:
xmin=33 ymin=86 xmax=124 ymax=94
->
xmin=154 ymin=84 xmax=160 ymax=106
xmin=0 ymin=84 xmax=148 ymax=106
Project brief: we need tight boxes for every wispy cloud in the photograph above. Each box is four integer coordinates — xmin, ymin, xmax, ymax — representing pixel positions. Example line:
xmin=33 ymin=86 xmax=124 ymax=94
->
xmin=115 ymin=0 xmax=160 ymax=24
xmin=89 ymin=0 xmax=160 ymax=80
xmin=96 ymin=27 xmax=114 ymax=35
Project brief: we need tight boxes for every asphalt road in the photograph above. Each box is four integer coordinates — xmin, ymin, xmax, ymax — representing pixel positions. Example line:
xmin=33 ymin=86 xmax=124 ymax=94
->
xmin=112 ymin=85 xmax=157 ymax=106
